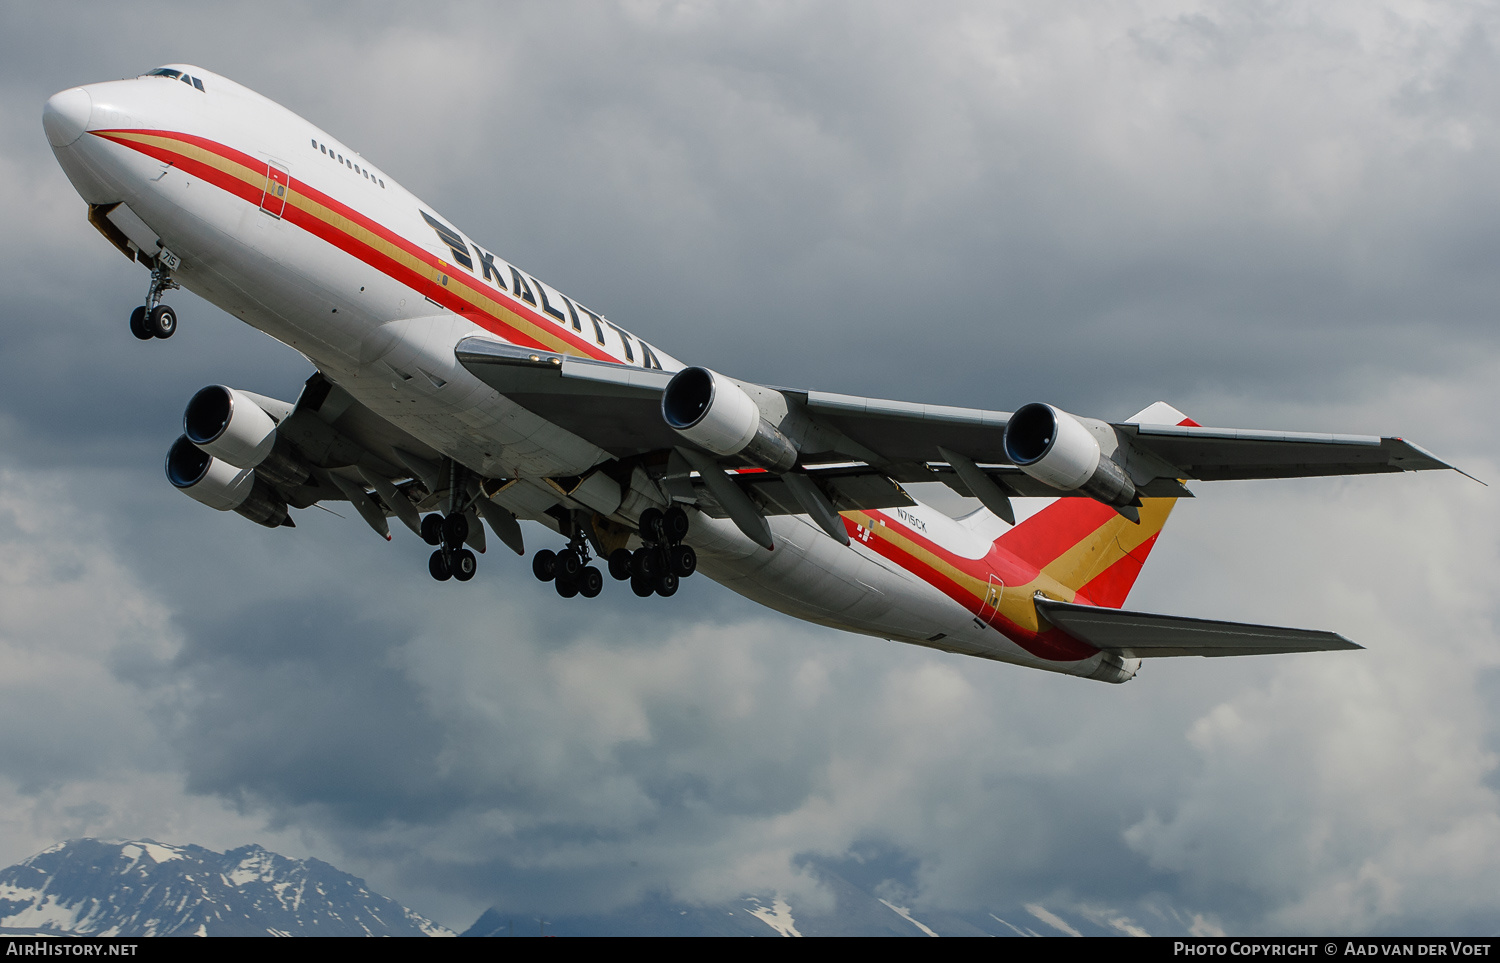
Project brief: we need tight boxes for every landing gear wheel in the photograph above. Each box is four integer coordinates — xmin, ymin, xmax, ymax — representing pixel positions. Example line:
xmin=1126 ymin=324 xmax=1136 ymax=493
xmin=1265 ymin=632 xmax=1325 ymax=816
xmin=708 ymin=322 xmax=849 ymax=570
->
xmin=532 ymin=549 xmax=557 ymax=582
xmin=630 ymin=574 xmax=654 ymax=597
xmin=579 ymin=566 xmax=603 ymax=598
xmin=638 ymin=507 xmax=664 ymax=543
xmin=428 ymin=550 xmax=453 ymax=581
xmin=147 ymin=304 xmax=176 ymax=339
xmin=555 ymin=577 xmax=579 ymax=598
xmin=421 ymin=514 xmax=444 ymax=546
xmin=608 ymin=549 xmax=633 ymax=581
xmin=668 ymin=544 xmax=697 ymax=578
xmin=556 ymin=548 xmax=582 ymax=579
xmin=453 ymin=548 xmax=477 ymax=582
xmin=442 ymin=512 xmax=469 ymax=546
xmin=655 ymin=572 xmax=679 ymax=597
xmin=631 ymin=547 xmax=662 ymax=580
xmin=663 ymin=505 xmax=690 ymax=542
xmin=129 ymin=306 xmax=151 ymax=340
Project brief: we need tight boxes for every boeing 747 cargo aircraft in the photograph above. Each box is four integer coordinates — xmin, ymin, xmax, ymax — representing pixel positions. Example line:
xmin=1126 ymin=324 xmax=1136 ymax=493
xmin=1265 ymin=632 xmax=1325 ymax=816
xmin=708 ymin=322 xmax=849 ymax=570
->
xmin=42 ymin=65 xmax=1461 ymax=683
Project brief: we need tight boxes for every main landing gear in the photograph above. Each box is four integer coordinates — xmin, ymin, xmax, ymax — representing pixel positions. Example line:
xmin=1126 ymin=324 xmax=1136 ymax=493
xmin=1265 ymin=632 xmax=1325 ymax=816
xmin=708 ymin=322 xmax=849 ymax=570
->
xmin=615 ymin=505 xmax=696 ymax=598
xmin=129 ymin=261 xmax=180 ymax=341
xmin=615 ymin=506 xmax=696 ymax=598
xmin=531 ymin=506 xmax=696 ymax=600
xmin=423 ymin=511 xmax=477 ymax=582
xmin=531 ymin=527 xmax=604 ymax=599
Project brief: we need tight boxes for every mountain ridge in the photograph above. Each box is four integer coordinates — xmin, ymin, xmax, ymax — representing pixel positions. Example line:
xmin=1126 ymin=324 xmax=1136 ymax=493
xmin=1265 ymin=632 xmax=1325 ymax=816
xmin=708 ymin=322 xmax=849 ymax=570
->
xmin=0 ymin=838 xmax=450 ymax=937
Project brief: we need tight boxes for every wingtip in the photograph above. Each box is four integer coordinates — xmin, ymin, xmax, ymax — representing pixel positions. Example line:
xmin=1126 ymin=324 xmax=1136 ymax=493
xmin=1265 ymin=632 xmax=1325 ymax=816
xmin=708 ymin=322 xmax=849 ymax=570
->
xmin=1391 ymin=438 xmax=1485 ymax=485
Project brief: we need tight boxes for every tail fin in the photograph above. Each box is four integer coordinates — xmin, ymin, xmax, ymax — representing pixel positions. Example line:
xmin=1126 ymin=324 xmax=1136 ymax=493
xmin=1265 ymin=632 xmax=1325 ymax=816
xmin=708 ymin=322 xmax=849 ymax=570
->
xmin=995 ymin=402 xmax=1196 ymax=609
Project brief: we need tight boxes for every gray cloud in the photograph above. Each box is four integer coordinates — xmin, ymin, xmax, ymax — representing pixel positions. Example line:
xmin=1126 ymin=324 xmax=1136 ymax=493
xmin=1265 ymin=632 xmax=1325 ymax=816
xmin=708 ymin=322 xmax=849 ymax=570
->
xmin=0 ymin=0 xmax=1495 ymax=934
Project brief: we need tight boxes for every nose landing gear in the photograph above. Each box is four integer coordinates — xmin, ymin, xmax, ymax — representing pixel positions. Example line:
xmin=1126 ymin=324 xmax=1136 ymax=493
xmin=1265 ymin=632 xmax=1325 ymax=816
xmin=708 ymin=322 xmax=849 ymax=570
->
xmin=131 ymin=260 xmax=180 ymax=341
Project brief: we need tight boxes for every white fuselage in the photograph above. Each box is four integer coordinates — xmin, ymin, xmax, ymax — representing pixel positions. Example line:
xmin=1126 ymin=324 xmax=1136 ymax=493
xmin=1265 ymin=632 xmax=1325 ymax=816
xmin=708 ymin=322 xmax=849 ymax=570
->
xmin=45 ymin=66 xmax=1124 ymax=682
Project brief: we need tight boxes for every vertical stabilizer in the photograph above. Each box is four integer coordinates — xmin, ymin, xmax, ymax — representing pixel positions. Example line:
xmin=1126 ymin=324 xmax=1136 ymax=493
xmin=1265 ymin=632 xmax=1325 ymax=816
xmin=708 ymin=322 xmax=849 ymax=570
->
xmin=995 ymin=402 xmax=1195 ymax=609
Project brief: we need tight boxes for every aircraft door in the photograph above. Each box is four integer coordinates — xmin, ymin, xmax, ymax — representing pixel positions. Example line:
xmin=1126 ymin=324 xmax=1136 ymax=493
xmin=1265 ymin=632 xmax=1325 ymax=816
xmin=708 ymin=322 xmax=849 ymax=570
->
xmin=260 ymin=161 xmax=290 ymax=218
xmin=979 ymin=574 xmax=1003 ymax=623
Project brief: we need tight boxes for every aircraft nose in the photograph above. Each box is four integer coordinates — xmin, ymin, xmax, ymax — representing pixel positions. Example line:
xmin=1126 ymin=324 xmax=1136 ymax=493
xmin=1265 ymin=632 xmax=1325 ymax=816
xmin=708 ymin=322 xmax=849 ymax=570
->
xmin=43 ymin=87 xmax=92 ymax=148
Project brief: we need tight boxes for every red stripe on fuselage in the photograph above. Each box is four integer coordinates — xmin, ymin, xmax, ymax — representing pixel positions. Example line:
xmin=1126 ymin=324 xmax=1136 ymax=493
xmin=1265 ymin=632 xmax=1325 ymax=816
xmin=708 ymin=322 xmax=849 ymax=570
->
xmin=91 ymin=129 xmax=618 ymax=362
xmin=850 ymin=511 xmax=1099 ymax=662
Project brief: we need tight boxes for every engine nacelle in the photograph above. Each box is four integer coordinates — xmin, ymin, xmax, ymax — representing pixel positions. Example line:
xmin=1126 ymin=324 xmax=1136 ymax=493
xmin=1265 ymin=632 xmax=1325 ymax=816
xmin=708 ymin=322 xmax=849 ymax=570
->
xmin=166 ymin=435 xmax=290 ymax=528
xmin=1003 ymin=403 xmax=1138 ymax=507
xmin=661 ymin=367 xmax=799 ymax=472
xmin=183 ymin=385 xmax=308 ymax=489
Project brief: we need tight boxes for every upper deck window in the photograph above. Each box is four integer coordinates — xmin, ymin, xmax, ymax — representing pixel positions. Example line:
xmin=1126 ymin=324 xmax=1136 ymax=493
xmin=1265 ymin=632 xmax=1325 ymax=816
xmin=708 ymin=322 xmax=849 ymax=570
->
xmin=312 ymin=139 xmax=387 ymax=189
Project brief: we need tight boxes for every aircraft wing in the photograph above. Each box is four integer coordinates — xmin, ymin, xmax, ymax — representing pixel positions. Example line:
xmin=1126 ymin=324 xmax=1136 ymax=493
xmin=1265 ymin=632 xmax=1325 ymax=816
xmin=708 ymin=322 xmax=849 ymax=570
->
xmin=1034 ymin=595 xmax=1362 ymax=658
xmin=1114 ymin=422 xmax=1457 ymax=480
xmin=455 ymin=337 xmax=678 ymax=458
xmin=455 ymin=337 xmax=1461 ymax=491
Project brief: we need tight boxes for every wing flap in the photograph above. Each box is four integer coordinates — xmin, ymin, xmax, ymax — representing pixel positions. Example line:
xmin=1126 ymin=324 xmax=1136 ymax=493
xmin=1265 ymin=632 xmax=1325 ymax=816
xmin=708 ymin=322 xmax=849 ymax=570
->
xmin=1034 ymin=595 xmax=1362 ymax=658
xmin=690 ymin=465 xmax=915 ymax=519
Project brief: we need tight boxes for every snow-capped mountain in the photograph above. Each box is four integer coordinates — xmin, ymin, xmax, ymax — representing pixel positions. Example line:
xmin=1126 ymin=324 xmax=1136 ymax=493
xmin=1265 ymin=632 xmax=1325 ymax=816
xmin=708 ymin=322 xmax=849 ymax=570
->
xmin=0 ymin=839 xmax=451 ymax=937
xmin=460 ymin=857 xmax=1219 ymax=937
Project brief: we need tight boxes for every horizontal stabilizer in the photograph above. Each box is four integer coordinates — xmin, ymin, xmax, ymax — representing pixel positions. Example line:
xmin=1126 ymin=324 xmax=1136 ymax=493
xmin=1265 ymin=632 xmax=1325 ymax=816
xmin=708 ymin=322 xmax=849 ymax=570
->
xmin=1034 ymin=594 xmax=1362 ymax=658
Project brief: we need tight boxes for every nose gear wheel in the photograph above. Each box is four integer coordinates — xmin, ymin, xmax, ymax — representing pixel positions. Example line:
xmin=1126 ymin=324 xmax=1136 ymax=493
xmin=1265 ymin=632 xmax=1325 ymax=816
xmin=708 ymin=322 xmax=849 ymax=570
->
xmin=130 ymin=262 xmax=180 ymax=340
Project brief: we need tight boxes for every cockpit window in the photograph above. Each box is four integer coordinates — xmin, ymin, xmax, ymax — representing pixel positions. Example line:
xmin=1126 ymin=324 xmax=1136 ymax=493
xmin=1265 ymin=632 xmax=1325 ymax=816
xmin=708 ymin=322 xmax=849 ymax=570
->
xmin=143 ymin=67 xmax=206 ymax=92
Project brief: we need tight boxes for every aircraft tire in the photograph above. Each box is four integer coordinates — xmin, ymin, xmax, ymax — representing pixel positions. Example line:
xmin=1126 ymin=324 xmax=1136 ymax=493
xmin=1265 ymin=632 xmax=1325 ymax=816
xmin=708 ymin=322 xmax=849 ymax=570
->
xmin=557 ymin=548 xmax=582 ymax=578
xmin=129 ymin=306 xmax=152 ymax=340
xmin=630 ymin=574 xmax=654 ymax=598
xmin=555 ymin=577 xmax=579 ymax=598
xmin=442 ymin=512 xmax=468 ymax=545
xmin=579 ymin=566 xmax=603 ymax=598
xmin=663 ymin=506 xmax=689 ymax=542
xmin=631 ymin=546 xmax=659 ymax=580
xmin=655 ymin=572 xmax=679 ymax=597
xmin=639 ymin=507 xmax=664 ymax=543
xmin=429 ymin=550 xmax=453 ymax=581
xmin=607 ymin=548 xmax=633 ymax=581
xmin=453 ymin=548 xmax=477 ymax=581
xmin=532 ymin=549 xmax=556 ymax=582
xmin=669 ymin=544 xmax=696 ymax=578
xmin=421 ymin=514 xmax=444 ymax=546
xmin=148 ymin=304 xmax=177 ymax=339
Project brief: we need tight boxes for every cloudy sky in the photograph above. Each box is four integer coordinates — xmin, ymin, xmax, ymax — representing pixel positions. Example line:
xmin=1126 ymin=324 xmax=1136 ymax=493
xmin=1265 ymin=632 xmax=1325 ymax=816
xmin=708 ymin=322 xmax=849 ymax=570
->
xmin=2 ymin=0 xmax=1498 ymax=936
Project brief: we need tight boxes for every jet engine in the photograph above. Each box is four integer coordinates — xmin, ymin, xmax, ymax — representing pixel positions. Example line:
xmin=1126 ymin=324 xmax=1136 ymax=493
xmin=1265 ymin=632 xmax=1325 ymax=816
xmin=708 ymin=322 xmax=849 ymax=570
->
xmin=166 ymin=435 xmax=291 ymax=528
xmin=182 ymin=385 xmax=308 ymax=488
xmin=1003 ymin=403 xmax=1138 ymax=507
xmin=661 ymin=367 xmax=798 ymax=472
